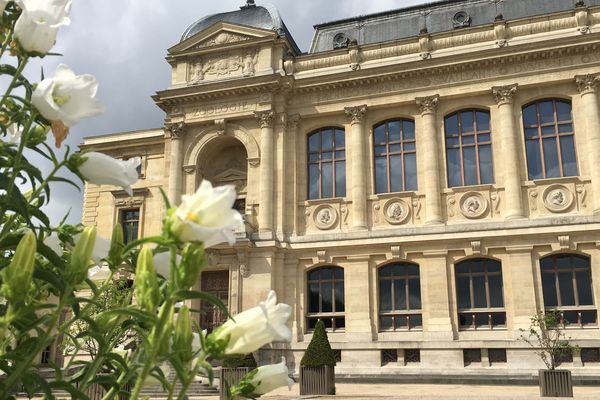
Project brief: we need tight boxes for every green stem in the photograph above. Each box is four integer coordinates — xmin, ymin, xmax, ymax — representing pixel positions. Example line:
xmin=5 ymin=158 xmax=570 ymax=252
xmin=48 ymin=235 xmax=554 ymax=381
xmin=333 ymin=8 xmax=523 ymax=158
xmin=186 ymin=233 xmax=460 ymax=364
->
xmin=0 ymin=55 xmax=29 ymax=110
xmin=0 ymin=25 xmax=13 ymax=59
xmin=176 ymin=351 xmax=207 ymax=400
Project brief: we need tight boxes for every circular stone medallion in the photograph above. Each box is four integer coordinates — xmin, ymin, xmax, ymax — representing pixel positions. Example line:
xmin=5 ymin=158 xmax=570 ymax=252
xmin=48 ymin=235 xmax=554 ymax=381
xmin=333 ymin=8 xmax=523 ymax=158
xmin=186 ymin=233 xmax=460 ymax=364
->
xmin=383 ymin=199 xmax=410 ymax=225
xmin=313 ymin=205 xmax=338 ymax=230
xmin=459 ymin=192 xmax=488 ymax=219
xmin=543 ymin=185 xmax=573 ymax=213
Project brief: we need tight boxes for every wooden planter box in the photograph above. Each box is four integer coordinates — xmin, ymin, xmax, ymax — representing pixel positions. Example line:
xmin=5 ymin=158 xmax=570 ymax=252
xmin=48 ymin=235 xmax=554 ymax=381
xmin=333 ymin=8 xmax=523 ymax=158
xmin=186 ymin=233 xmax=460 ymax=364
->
xmin=299 ymin=365 xmax=335 ymax=395
xmin=220 ymin=367 xmax=252 ymax=400
xmin=539 ymin=369 xmax=573 ymax=397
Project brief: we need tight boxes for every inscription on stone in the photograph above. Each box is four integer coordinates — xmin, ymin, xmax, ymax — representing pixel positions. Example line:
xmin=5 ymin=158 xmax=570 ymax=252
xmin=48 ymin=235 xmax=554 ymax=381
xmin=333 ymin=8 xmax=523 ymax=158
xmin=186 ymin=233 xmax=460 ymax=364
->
xmin=186 ymin=100 xmax=258 ymax=119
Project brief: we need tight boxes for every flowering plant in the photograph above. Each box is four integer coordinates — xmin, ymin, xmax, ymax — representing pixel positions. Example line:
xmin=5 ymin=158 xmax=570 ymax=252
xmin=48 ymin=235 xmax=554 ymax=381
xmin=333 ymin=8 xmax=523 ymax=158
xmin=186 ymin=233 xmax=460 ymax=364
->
xmin=0 ymin=2 xmax=292 ymax=399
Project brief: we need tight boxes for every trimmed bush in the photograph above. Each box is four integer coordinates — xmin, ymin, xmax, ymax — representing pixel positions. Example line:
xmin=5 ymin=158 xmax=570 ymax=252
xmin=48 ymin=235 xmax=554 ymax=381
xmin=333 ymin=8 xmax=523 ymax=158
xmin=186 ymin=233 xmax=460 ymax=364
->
xmin=301 ymin=320 xmax=336 ymax=367
xmin=222 ymin=352 xmax=258 ymax=369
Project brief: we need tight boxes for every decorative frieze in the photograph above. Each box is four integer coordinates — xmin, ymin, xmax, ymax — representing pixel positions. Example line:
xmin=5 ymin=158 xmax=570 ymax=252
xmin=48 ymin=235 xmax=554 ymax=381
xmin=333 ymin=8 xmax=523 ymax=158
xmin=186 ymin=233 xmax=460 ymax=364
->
xmin=415 ymin=95 xmax=439 ymax=114
xmin=575 ymin=74 xmax=600 ymax=94
xmin=492 ymin=83 xmax=518 ymax=105
xmin=344 ymin=105 xmax=368 ymax=124
xmin=195 ymin=32 xmax=252 ymax=49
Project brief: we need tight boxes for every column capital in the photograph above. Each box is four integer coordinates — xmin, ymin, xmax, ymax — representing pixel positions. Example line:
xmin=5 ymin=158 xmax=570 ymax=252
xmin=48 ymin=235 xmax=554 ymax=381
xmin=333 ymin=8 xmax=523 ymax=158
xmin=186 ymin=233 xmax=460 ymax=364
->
xmin=286 ymin=113 xmax=301 ymax=129
xmin=254 ymin=110 xmax=275 ymax=128
xmin=344 ymin=104 xmax=368 ymax=124
xmin=165 ymin=121 xmax=186 ymax=140
xmin=492 ymin=83 xmax=518 ymax=105
xmin=575 ymin=74 xmax=600 ymax=95
xmin=415 ymin=95 xmax=440 ymax=115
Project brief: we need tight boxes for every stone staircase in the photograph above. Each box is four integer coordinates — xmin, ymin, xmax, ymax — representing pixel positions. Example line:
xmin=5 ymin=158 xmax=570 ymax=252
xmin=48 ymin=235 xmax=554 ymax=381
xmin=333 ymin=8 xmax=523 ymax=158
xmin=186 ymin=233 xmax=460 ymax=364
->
xmin=139 ymin=379 xmax=219 ymax=398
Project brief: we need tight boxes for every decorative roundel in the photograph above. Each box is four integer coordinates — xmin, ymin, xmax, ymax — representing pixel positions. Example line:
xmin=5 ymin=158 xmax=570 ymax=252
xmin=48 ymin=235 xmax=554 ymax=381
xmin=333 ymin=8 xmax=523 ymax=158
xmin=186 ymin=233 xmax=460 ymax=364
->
xmin=459 ymin=192 xmax=488 ymax=219
xmin=333 ymin=32 xmax=350 ymax=49
xmin=313 ymin=204 xmax=338 ymax=230
xmin=383 ymin=198 xmax=411 ymax=225
xmin=452 ymin=11 xmax=471 ymax=28
xmin=543 ymin=185 xmax=573 ymax=213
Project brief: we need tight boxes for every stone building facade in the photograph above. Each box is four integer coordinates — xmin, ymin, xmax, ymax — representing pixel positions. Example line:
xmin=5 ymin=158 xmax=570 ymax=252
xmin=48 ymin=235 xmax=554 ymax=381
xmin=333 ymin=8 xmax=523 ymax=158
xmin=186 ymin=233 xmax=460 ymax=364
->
xmin=81 ymin=0 xmax=600 ymax=378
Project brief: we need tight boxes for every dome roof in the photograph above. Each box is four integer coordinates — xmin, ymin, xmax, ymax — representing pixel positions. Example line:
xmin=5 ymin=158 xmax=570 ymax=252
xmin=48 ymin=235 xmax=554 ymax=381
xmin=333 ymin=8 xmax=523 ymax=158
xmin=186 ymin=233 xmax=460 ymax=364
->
xmin=181 ymin=1 xmax=300 ymax=53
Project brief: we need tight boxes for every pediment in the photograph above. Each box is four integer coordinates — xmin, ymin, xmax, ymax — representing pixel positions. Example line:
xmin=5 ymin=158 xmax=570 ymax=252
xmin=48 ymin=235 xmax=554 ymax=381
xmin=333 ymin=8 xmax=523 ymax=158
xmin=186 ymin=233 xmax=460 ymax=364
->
xmin=212 ymin=168 xmax=247 ymax=194
xmin=169 ymin=22 xmax=277 ymax=55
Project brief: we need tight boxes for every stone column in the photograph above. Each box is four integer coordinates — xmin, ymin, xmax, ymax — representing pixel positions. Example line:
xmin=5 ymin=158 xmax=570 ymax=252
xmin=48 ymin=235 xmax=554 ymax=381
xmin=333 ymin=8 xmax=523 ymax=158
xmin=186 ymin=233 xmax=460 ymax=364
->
xmin=575 ymin=74 xmax=600 ymax=214
xmin=416 ymin=95 xmax=442 ymax=224
xmin=492 ymin=84 xmax=525 ymax=219
xmin=344 ymin=105 xmax=368 ymax=230
xmin=167 ymin=122 xmax=185 ymax=206
xmin=286 ymin=115 xmax=301 ymax=236
xmin=255 ymin=111 xmax=275 ymax=233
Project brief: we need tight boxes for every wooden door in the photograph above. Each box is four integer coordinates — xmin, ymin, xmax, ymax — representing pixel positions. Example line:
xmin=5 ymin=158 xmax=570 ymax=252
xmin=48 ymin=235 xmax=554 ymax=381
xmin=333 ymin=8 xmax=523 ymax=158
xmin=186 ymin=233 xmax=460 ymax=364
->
xmin=200 ymin=270 xmax=229 ymax=333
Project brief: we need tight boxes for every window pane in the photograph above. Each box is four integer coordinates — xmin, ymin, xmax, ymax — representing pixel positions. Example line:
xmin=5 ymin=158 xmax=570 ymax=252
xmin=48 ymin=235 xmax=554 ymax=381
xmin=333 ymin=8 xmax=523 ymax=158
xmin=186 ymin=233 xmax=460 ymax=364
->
xmin=475 ymin=313 xmax=489 ymax=327
xmin=394 ymin=279 xmax=407 ymax=310
xmin=523 ymin=105 xmax=538 ymax=126
xmin=560 ymin=136 xmax=578 ymax=177
xmin=380 ymin=316 xmax=393 ymax=330
xmin=457 ymin=275 xmax=471 ymax=309
xmin=576 ymin=271 xmax=593 ymax=306
xmin=334 ymin=268 xmax=344 ymax=279
xmin=463 ymin=146 xmax=477 ymax=185
xmin=309 ymin=153 xmax=319 ymax=163
xmin=388 ymin=121 xmax=401 ymax=142
xmin=406 ymin=264 xmax=420 ymax=276
xmin=478 ymin=133 xmax=491 ymax=143
xmin=322 ymin=163 xmax=333 ymax=198
xmin=321 ymin=268 xmax=333 ymax=280
xmin=445 ymin=114 xmax=459 ymax=136
xmin=479 ymin=145 xmax=494 ymax=184
xmin=335 ymin=150 xmax=345 ymax=159
xmin=488 ymin=274 xmax=504 ymax=308
xmin=309 ymin=164 xmax=320 ymax=199
xmin=309 ymin=283 xmax=319 ymax=313
xmin=459 ymin=313 xmax=473 ymax=327
xmin=404 ymin=153 xmax=417 ymax=191
xmin=396 ymin=315 xmax=408 ymax=328
xmin=335 ymin=282 xmax=345 ymax=311
xmin=525 ymin=128 xmax=538 ymax=139
xmin=473 ymin=275 xmax=487 ymax=308
xmin=409 ymin=279 xmax=421 ymax=310
xmin=462 ymin=135 xmax=475 ymax=145
xmin=308 ymin=269 xmax=320 ymax=280
xmin=447 ymin=137 xmax=459 ymax=147
xmin=374 ymin=124 xmax=386 ymax=145
xmin=476 ymin=111 xmax=490 ymax=131
xmin=321 ymin=282 xmax=333 ymax=312
xmin=541 ymin=126 xmax=555 ymax=136
xmin=456 ymin=262 xmax=470 ymax=274
xmin=581 ymin=311 xmax=597 ymax=325
xmin=334 ymin=129 xmax=345 ymax=148
xmin=543 ymin=137 xmax=560 ymax=178
xmin=335 ymin=161 xmax=346 ymax=197
xmin=322 ymin=129 xmax=333 ymax=151
xmin=335 ymin=317 xmax=345 ymax=329
xmin=539 ymin=101 xmax=554 ymax=124
xmin=375 ymin=157 xmax=388 ymax=194
xmin=526 ymin=140 xmax=543 ymax=180
xmin=542 ymin=273 xmax=558 ymax=307
xmin=322 ymin=151 xmax=332 ymax=161
xmin=404 ymin=142 xmax=416 ymax=151
xmin=380 ymin=265 xmax=393 ymax=277
xmin=322 ymin=318 xmax=332 ymax=329
xmin=410 ymin=314 xmax=423 ymax=329
xmin=380 ymin=279 xmax=392 ymax=311
xmin=390 ymin=155 xmax=403 ymax=193
xmin=491 ymin=313 xmax=506 ymax=326
xmin=308 ymin=133 xmax=320 ymax=152
xmin=558 ymin=272 xmax=575 ymax=306
xmin=558 ymin=124 xmax=573 ymax=134
xmin=556 ymin=101 xmax=572 ymax=122
xmin=389 ymin=144 xmax=401 ymax=153
xmin=307 ymin=318 xmax=317 ymax=330
xmin=447 ymin=148 xmax=461 ymax=187
xmin=460 ymin=111 xmax=474 ymax=133
xmin=403 ymin=121 xmax=415 ymax=140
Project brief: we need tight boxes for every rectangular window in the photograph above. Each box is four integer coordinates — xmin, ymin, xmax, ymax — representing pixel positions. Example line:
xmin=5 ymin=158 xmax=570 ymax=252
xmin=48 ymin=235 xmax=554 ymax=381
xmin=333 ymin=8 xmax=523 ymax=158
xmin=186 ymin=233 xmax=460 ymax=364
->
xmin=121 ymin=208 xmax=140 ymax=244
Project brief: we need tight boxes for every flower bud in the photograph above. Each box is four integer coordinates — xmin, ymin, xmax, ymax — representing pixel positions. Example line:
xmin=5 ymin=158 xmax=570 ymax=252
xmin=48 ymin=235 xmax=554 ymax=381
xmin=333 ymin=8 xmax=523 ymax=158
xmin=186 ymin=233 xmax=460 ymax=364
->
xmin=66 ymin=226 xmax=96 ymax=285
xmin=107 ymin=223 xmax=124 ymax=269
xmin=149 ymin=302 xmax=173 ymax=358
xmin=178 ymin=243 xmax=206 ymax=289
xmin=135 ymin=248 xmax=160 ymax=313
xmin=1 ymin=231 xmax=36 ymax=303
xmin=173 ymin=305 xmax=194 ymax=364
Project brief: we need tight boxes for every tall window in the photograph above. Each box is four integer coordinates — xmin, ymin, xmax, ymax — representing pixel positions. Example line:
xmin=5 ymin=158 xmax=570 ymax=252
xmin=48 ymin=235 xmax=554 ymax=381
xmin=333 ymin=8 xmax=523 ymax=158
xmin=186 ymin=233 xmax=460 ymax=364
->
xmin=445 ymin=110 xmax=494 ymax=187
xmin=455 ymin=259 xmax=505 ymax=330
xmin=540 ymin=254 xmax=596 ymax=327
xmin=522 ymin=99 xmax=578 ymax=180
xmin=378 ymin=263 xmax=422 ymax=331
xmin=308 ymin=128 xmax=346 ymax=199
xmin=373 ymin=119 xmax=417 ymax=193
xmin=307 ymin=267 xmax=345 ymax=331
xmin=121 ymin=208 xmax=140 ymax=244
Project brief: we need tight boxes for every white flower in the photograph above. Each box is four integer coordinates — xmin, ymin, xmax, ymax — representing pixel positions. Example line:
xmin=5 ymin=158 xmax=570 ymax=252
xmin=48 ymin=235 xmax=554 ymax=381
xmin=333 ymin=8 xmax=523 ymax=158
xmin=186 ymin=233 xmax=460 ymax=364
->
xmin=250 ymin=357 xmax=293 ymax=395
xmin=14 ymin=0 xmax=71 ymax=54
xmin=210 ymin=290 xmax=291 ymax=355
xmin=5 ymin=124 xmax=23 ymax=144
xmin=152 ymin=252 xmax=182 ymax=279
xmin=78 ymin=152 xmax=140 ymax=195
xmin=171 ymin=180 xmax=243 ymax=247
xmin=32 ymin=64 xmax=104 ymax=129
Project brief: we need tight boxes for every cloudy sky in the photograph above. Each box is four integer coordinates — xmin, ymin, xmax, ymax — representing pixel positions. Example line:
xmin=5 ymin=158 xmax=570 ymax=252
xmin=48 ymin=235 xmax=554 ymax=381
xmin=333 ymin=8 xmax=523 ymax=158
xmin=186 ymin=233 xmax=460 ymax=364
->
xmin=26 ymin=0 xmax=429 ymax=225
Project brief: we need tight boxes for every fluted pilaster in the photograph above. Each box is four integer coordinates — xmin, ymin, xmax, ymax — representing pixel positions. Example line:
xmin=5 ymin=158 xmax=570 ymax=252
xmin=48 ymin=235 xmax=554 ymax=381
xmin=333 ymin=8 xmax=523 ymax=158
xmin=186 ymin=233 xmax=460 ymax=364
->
xmin=345 ymin=105 xmax=368 ymax=229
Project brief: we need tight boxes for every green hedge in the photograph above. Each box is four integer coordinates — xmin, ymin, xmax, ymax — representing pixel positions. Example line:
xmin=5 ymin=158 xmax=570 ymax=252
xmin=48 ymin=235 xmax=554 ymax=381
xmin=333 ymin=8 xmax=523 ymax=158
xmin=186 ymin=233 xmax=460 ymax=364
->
xmin=222 ymin=352 xmax=258 ymax=369
xmin=300 ymin=320 xmax=336 ymax=367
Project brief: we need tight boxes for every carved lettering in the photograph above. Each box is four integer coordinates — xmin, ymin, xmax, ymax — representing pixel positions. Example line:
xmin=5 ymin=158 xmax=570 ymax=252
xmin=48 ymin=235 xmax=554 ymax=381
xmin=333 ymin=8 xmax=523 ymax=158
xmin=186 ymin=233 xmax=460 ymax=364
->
xmin=185 ymin=100 xmax=258 ymax=119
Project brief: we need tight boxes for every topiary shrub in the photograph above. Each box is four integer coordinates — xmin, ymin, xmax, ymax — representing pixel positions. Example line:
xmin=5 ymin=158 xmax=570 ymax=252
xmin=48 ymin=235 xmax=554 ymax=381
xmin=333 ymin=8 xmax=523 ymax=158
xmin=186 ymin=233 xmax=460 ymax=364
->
xmin=300 ymin=320 xmax=336 ymax=367
xmin=222 ymin=352 xmax=258 ymax=369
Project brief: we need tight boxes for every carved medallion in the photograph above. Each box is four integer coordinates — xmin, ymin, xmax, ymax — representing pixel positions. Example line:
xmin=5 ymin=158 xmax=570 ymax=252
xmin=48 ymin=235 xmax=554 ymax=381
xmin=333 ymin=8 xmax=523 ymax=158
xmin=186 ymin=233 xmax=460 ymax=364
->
xmin=313 ymin=205 xmax=338 ymax=230
xmin=459 ymin=192 xmax=488 ymax=219
xmin=383 ymin=199 xmax=410 ymax=225
xmin=543 ymin=185 xmax=573 ymax=213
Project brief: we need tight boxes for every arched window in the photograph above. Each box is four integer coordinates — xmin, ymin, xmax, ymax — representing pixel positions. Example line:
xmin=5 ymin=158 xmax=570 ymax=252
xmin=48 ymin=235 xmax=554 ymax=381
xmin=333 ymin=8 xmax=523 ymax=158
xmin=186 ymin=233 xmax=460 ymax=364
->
xmin=307 ymin=128 xmax=346 ymax=199
xmin=522 ymin=99 xmax=578 ymax=180
xmin=373 ymin=119 xmax=417 ymax=193
xmin=306 ymin=267 xmax=345 ymax=331
xmin=445 ymin=109 xmax=494 ymax=187
xmin=378 ymin=263 xmax=422 ymax=331
xmin=455 ymin=258 xmax=505 ymax=330
xmin=540 ymin=254 xmax=596 ymax=327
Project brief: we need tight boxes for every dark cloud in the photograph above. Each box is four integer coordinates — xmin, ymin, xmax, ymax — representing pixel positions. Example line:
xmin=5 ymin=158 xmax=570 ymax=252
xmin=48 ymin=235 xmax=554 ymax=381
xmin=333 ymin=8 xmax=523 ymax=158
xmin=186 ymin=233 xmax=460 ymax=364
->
xmin=30 ymin=0 xmax=427 ymax=226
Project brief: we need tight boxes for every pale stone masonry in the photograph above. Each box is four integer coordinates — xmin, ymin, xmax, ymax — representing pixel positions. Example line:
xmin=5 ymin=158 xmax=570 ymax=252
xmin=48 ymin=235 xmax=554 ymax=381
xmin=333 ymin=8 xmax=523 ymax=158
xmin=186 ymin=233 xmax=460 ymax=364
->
xmin=81 ymin=0 xmax=600 ymax=379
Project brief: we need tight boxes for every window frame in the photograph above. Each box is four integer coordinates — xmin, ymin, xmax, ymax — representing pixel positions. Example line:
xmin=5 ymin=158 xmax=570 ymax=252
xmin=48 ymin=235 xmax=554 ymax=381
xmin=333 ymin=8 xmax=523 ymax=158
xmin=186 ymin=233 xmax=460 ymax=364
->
xmin=377 ymin=262 xmax=423 ymax=332
xmin=540 ymin=254 xmax=596 ymax=328
xmin=372 ymin=119 xmax=418 ymax=194
xmin=306 ymin=266 xmax=345 ymax=332
xmin=444 ymin=109 xmax=495 ymax=188
xmin=522 ymin=99 xmax=579 ymax=180
xmin=307 ymin=127 xmax=346 ymax=200
xmin=455 ymin=258 xmax=506 ymax=331
xmin=120 ymin=208 xmax=140 ymax=245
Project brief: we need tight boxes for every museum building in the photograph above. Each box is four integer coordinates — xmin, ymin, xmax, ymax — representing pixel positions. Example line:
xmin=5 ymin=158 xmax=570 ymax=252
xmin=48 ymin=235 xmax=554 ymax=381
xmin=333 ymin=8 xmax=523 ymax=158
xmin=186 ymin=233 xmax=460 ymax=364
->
xmin=81 ymin=0 xmax=600 ymax=378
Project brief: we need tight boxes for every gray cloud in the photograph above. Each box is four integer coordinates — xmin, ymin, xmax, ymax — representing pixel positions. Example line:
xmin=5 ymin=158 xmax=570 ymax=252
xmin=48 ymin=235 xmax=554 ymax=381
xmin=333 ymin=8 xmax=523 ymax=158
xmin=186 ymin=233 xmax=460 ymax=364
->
xmin=29 ymin=0 xmax=427 ymax=226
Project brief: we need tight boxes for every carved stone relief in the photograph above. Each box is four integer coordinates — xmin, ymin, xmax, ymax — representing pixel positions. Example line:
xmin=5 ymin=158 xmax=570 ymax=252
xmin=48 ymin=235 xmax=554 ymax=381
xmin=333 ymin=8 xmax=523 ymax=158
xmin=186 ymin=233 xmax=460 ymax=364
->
xmin=529 ymin=190 xmax=538 ymax=211
xmin=196 ymin=32 xmax=251 ymax=49
xmin=187 ymin=49 xmax=258 ymax=83
xmin=576 ymin=184 xmax=587 ymax=208
xmin=313 ymin=205 xmax=338 ymax=230
xmin=447 ymin=195 xmax=457 ymax=217
xmin=459 ymin=192 xmax=488 ymax=219
xmin=383 ymin=198 xmax=410 ymax=225
xmin=412 ymin=197 xmax=421 ymax=221
xmin=543 ymin=185 xmax=573 ymax=213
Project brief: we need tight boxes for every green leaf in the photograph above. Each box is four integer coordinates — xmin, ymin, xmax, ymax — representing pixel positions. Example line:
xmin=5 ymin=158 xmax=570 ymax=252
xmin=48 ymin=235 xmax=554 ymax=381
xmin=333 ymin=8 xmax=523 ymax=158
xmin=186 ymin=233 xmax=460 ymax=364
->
xmin=173 ymin=290 xmax=230 ymax=320
xmin=100 ymin=307 xmax=158 ymax=326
